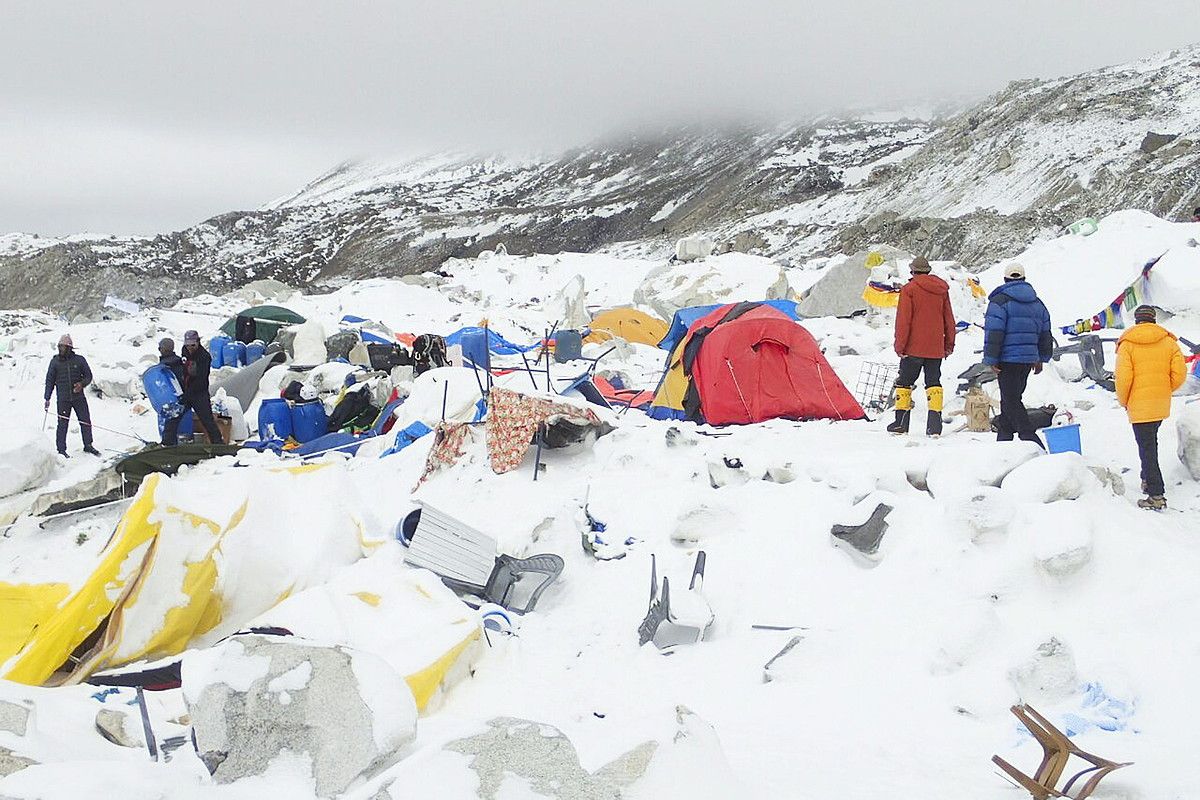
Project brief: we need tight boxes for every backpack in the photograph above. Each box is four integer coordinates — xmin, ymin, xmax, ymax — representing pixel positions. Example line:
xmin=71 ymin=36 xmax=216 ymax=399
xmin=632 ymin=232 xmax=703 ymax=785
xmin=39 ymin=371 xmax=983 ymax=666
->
xmin=367 ymin=343 xmax=412 ymax=371
xmin=327 ymin=385 xmax=377 ymax=432
xmin=412 ymin=334 xmax=448 ymax=376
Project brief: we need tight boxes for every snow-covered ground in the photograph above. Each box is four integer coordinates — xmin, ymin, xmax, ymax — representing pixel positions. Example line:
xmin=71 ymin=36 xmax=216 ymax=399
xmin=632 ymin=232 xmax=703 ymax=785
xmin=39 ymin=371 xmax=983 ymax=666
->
xmin=2 ymin=213 xmax=1200 ymax=798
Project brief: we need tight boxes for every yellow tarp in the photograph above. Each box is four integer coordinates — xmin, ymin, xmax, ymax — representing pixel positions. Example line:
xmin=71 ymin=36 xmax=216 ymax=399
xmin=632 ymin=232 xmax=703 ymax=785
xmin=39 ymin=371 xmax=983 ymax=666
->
xmin=586 ymin=308 xmax=669 ymax=347
xmin=863 ymin=285 xmax=902 ymax=309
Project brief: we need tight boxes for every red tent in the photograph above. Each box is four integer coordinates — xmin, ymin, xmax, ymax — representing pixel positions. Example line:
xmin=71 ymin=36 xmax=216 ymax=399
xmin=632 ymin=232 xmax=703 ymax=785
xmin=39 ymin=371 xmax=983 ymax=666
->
xmin=687 ymin=304 xmax=864 ymax=425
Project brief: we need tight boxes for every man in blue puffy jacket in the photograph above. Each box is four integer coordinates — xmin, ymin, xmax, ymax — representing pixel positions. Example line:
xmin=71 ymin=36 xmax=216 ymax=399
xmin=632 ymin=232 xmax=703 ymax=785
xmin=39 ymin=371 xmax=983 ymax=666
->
xmin=982 ymin=264 xmax=1053 ymax=448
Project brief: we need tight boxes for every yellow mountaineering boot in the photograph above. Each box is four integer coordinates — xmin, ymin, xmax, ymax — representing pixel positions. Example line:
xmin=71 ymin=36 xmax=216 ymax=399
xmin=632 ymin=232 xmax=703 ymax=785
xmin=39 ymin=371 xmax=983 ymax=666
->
xmin=887 ymin=386 xmax=913 ymax=434
xmin=926 ymin=386 xmax=944 ymax=437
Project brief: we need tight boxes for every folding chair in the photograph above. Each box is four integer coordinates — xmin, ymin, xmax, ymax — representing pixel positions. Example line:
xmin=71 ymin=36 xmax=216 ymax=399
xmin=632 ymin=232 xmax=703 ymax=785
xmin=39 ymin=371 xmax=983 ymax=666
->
xmin=992 ymin=704 xmax=1131 ymax=800
xmin=638 ymin=552 xmax=714 ymax=649
xmin=402 ymin=503 xmax=564 ymax=614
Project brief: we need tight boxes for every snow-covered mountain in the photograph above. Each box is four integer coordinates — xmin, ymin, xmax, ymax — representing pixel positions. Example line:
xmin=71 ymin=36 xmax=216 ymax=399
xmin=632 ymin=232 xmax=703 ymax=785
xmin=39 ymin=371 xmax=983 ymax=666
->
xmin=3 ymin=44 xmax=1199 ymax=316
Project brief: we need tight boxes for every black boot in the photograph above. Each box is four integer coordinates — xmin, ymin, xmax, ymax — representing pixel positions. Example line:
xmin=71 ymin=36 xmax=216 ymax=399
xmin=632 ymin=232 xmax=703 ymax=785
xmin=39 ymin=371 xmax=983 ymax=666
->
xmin=886 ymin=409 xmax=911 ymax=435
xmin=926 ymin=410 xmax=943 ymax=437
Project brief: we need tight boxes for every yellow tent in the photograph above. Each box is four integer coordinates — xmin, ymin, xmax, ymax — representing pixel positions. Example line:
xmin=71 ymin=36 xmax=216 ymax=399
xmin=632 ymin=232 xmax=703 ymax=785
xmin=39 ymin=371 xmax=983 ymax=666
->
xmin=647 ymin=340 xmax=690 ymax=420
xmin=586 ymin=308 xmax=669 ymax=347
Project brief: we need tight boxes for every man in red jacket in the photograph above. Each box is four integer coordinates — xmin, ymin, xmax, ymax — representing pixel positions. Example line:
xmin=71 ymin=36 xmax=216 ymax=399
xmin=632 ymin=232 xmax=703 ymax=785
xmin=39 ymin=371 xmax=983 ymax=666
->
xmin=888 ymin=256 xmax=957 ymax=436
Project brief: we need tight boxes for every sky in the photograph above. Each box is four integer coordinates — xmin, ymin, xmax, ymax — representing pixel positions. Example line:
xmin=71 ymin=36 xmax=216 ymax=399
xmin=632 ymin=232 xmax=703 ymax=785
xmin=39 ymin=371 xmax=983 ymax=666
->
xmin=2 ymin=1 xmax=1199 ymax=237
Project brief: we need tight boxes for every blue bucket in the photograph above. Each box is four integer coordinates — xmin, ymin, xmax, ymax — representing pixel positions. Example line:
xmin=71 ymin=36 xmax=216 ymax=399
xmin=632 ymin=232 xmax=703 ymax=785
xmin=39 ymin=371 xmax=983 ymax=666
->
xmin=258 ymin=398 xmax=294 ymax=441
xmin=291 ymin=401 xmax=329 ymax=444
xmin=1044 ymin=423 xmax=1082 ymax=455
xmin=554 ymin=330 xmax=583 ymax=362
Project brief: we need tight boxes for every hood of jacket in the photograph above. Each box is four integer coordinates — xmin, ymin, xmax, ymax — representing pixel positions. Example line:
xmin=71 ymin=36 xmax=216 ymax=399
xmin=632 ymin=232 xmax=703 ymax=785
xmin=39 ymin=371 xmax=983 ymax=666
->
xmin=989 ymin=280 xmax=1038 ymax=304
xmin=907 ymin=273 xmax=949 ymax=297
xmin=1118 ymin=322 xmax=1177 ymax=347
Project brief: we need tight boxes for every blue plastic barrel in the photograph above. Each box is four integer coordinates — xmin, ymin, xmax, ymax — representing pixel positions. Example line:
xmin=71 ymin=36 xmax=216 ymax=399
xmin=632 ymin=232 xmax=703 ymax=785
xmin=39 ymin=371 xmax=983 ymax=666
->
xmin=222 ymin=340 xmax=240 ymax=369
xmin=245 ymin=340 xmax=266 ymax=365
xmin=554 ymin=330 xmax=583 ymax=362
xmin=258 ymin=398 xmax=294 ymax=441
xmin=158 ymin=408 xmax=194 ymax=438
xmin=459 ymin=329 xmax=491 ymax=371
xmin=1044 ymin=423 xmax=1082 ymax=455
xmin=209 ymin=334 xmax=230 ymax=369
xmin=142 ymin=364 xmax=183 ymax=417
xmin=291 ymin=401 xmax=329 ymax=443
xmin=233 ymin=341 xmax=247 ymax=367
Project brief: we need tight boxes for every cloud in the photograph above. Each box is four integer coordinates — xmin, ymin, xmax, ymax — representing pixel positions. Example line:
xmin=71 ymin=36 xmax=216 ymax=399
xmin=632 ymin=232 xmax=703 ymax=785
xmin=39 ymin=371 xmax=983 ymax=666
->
xmin=2 ymin=1 xmax=1198 ymax=235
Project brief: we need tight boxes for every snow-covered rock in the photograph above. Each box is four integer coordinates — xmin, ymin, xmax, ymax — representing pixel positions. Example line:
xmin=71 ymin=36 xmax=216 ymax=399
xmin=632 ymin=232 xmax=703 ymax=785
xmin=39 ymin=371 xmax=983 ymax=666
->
xmin=925 ymin=442 xmax=1041 ymax=500
xmin=89 ymin=364 xmax=142 ymax=400
xmin=675 ymin=234 xmax=714 ymax=262
xmin=184 ymin=635 xmax=417 ymax=797
xmin=1009 ymin=637 xmax=1078 ymax=704
xmin=1012 ymin=504 xmax=1094 ymax=578
xmin=946 ymin=486 xmax=1016 ymax=542
xmin=0 ymin=436 xmax=56 ymax=499
xmin=1000 ymin=452 xmax=1099 ymax=503
xmin=1176 ymin=403 xmax=1200 ymax=481
xmin=632 ymin=253 xmax=790 ymax=321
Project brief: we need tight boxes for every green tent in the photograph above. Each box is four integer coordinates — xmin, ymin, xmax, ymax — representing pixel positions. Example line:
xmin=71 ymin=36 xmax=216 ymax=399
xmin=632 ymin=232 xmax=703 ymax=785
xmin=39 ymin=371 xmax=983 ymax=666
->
xmin=114 ymin=444 xmax=242 ymax=492
xmin=219 ymin=305 xmax=306 ymax=344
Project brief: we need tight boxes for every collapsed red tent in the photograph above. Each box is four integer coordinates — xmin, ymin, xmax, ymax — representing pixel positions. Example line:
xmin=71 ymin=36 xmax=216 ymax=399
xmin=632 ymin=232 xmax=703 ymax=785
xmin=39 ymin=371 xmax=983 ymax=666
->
xmin=677 ymin=302 xmax=865 ymax=425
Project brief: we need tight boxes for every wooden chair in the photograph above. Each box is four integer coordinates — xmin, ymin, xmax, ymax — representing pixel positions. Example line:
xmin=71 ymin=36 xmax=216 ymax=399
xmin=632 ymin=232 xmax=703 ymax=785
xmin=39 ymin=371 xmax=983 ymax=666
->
xmin=992 ymin=704 xmax=1132 ymax=799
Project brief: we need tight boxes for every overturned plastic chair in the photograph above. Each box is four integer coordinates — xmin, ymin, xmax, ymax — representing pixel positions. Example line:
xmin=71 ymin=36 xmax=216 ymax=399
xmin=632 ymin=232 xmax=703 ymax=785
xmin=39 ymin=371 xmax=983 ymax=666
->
xmin=638 ymin=552 xmax=714 ymax=649
xmin=402 ymin=503 xmax=563 ymax=614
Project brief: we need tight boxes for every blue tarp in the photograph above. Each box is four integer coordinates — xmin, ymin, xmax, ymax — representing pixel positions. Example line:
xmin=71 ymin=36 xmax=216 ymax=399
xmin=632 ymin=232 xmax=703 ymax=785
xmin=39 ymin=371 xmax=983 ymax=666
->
xmin=443 ymin=326 xmax=540 ymax=355
xmin=658 ymin=300 xmax=802 ymax=352
xmin=340 ymin=315 xmax=395 ymax=346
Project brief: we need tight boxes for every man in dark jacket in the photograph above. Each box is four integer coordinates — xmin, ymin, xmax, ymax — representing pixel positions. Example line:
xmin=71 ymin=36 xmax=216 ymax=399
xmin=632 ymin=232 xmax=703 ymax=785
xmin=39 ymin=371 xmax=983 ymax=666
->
xmin=158 ymin=338 xmax=185 ymax=384
xmin=43 ymin=334 xmax=100 ymax=457
xmin=162 ymin=330 xmax=225 ymax=446
xmin=982 ymin=264 xmax=1053 ymax=448
xmin=889 ymin=256 xmax=957 ymax=436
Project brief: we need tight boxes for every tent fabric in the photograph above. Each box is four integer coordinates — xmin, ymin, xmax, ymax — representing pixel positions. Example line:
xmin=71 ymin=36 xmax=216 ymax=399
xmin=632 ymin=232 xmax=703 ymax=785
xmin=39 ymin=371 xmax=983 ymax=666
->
xmin=1 ymin=465 xmax=368 ymax=687
xmin=443 ymin=326 xmax=539 ymax=355
xmin=648 ymin=302 xmax=864 ymax=425
xmin=659 ymin=300 xmax=801 ymax=352
xmin=114 ymin=444 xmax=241 ymax=491
xmin=210 ymin=349 xmax=285 ymax=411
xmin=585 ymin=308 xmax=669 ymax=347
xmin=218 ymin=306 xmax=306 ymax=344
xmin=591 ymin=376 xmax=656 ymax=410
xmin=691 ymin=308 xmax=866 ymax=424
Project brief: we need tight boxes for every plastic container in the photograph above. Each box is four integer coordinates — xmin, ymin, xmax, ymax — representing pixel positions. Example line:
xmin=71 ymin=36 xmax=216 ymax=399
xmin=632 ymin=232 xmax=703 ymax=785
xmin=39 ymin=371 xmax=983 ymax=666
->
xmin=290 ymin=401 xmax=329 ymax=444
xmin=257 ymin=398 xmax=294 ymax=441
xmin=245 ymin=339 xmax=266 ymax=365
xmin=459 ymin=329 xmax=490 ymax=370
xmin=157 ymin=408 xmax=193 ymax=438
xmin=554 ymin=329 xmax=583 ymax=362
xmin=209 ymin=334 xmax=231 ymax=368
xmin=142 ymin=364 xmax=183 ymax=416
xmin=1044 ymin=423 xmax=1082 ymax=455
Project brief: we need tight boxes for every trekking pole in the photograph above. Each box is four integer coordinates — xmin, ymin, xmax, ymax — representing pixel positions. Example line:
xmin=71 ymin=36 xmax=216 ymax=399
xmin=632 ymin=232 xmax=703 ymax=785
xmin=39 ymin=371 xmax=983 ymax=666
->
xmin=53 ymin=412 xmax=154 ymax=446
xmin=42 ymin=408 xmax=48 ymax=432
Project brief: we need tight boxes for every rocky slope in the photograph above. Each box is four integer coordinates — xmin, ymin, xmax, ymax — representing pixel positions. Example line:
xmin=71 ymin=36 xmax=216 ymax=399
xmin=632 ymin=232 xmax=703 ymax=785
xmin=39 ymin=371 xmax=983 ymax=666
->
xmin=3 ymin=44 xmax=1198 ymax=317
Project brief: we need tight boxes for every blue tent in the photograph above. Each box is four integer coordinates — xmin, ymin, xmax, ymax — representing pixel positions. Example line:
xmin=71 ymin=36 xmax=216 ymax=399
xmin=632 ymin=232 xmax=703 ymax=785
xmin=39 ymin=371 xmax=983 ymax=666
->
xmin=658 ymin=300 xmax=802 ymax=351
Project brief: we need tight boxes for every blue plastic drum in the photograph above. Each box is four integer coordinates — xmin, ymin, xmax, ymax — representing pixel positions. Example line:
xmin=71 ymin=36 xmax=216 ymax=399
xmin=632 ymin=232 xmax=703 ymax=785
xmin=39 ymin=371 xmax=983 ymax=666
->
xmin=209 ymin=334 xmax=231 ymax=368
xmin=257 ymin=398 xmax=294 ymax=441
xmin=290 ymin=401 xmax=329 ymax=444
xmin=245 ymin=340 xmax=266 ymax=364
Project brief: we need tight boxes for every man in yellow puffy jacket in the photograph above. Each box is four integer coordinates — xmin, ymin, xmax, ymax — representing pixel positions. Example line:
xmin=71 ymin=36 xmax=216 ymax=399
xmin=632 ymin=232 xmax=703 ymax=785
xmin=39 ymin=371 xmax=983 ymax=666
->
xmin=1115 ymin=305 xmax=1186 ymax=510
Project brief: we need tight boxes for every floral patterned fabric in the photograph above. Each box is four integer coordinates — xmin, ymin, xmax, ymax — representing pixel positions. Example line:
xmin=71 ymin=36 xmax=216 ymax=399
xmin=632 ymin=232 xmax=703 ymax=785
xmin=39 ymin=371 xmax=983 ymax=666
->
xmin=486 ymin=388 xmax=603 ymax=474
xmin=417 ymin=422 xmax=477 ymax=486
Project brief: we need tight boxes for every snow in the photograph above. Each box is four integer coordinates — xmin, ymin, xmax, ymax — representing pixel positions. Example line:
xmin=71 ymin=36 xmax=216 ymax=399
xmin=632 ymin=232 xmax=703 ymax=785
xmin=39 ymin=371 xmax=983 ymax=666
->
xmin=4 ymin=207 xmax=1200 ymax=799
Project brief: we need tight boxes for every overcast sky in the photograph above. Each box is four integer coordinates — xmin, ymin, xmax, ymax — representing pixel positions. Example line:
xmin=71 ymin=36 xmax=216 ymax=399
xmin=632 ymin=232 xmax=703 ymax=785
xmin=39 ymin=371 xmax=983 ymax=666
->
xmin=3 ymin=1 xmax=1198 ymax=237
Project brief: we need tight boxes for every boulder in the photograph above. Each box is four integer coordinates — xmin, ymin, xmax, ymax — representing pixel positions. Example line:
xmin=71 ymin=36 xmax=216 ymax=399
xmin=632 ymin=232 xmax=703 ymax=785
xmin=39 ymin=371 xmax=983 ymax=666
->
xmin=675 ymin=235 xmax=714 ymax=262
xmin=633 ymin=253 xmax=789 ymax=321
xmin=1009 ymin=637 xmax=1078 ymax=703
xmin=94 ymin=708 xmax=144 ymax=749
xmin=1000 ymin=452 xmax=1098 ymax=503
xmin=1012 ymin=504 xmax=1094 ymax=578
xmin=91 ymin=365 xmax=142 ymax=399
xmin=0 ymin=701 xmax=30 ymax=737
xmin=184 ymin=635 xmax=417 ymax=797
xmin=0 ymin=747 xmax=37 ymax=778
xmin=1140 ymin=131 xmax=1176 ymax=154
xmin=0 ymin=436 xmax=56 ymax=499
xmin=324 ymin=331 xmax=360 ymax=362
xmin=925 ymin=442 xmax=1041 ymax=500
xmin=291 ymin=320 xmax=328 ymax=367
xmin=445 ymin=717 xmax=656 ymax=800
xmin=1176 ymin=404 xmax=1200 ymax=480
xmin=672 ymin=505 xmax=737 ymax=544
xmin=947 ymin=486 xmax=1015 ymax=543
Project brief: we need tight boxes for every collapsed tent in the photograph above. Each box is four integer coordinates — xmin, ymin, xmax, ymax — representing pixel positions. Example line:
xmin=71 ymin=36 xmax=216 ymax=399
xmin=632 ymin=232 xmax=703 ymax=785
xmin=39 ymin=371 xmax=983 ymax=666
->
xmin=585 ymin=308 xmax=669 ymax=347
xmin=210 ymin=346 xmax=285 ymax=411
xmin=648 ymin=302 xmax=865 ymax=425
xmin=219 ymin=305 xmax=306 ymax=344
xmin=443 ymin=326 xmax=540 ymax=355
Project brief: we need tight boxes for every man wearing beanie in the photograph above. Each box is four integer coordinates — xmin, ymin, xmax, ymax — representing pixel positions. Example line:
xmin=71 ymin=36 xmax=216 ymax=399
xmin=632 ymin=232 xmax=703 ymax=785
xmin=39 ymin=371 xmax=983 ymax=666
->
xmin=162 ymin=330 xmax=225 ymax=446
xmin=1116 ymin=305 xmax=1186 ymax=510
xmin=889 ymin=255 xmax=957 ymax=436
xmin=43 ymin=334 xmax=100 ymax=457
xmin=982 ymin=264 xmax=1053 ymax=448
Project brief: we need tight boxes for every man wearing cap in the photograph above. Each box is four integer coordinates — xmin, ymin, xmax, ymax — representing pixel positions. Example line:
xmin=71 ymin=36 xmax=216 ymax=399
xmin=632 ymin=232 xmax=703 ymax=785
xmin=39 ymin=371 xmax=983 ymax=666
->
xmin=1116 ymin=305 xmax=1186 ymax=510
xmin=982 ymin=264 xmax=1053 ymax=448
xmin=162 ymin=330 xmax=225 ymax=446
xmin=889 ymin=255 xmax=957 ymax=436
xmin=43 ymin=334 xmax=100 ymax=457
